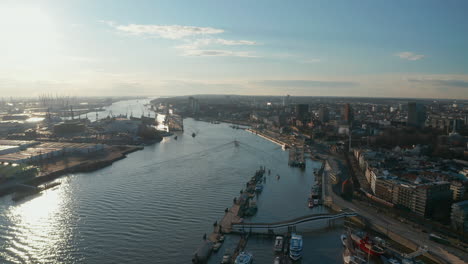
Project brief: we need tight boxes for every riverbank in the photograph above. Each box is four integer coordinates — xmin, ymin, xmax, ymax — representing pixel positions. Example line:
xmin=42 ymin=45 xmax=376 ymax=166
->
xmin=0 ymin=145 xmax=143 ymax=197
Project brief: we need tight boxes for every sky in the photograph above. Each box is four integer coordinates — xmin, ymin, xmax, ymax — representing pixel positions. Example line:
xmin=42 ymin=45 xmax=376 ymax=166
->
xmin=0 ymin=0 xmax=467 ymax=99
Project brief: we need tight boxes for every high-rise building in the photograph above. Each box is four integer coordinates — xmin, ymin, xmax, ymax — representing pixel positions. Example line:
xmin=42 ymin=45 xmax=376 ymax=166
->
xmin=342 ymin=103 xmax=353 ymax=124
xmin=318 ymin=107 xmax=329 ymax=123
xmin=407 ymin=102 xmax=426 ymax=128
xmin=295 ymin=104 xmax=309 ymax=123
xmin=188 ymin=97 xmax=200 ymax=114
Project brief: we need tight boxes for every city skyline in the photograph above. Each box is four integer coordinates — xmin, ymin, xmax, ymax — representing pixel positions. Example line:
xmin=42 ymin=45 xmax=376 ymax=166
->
xmin=1 ymin=0 xmax=468 ymax=99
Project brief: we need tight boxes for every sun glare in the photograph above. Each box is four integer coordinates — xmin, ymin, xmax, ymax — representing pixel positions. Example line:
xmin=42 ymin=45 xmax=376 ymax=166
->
xmin=0 ymin=5 xmax=60 ymax=66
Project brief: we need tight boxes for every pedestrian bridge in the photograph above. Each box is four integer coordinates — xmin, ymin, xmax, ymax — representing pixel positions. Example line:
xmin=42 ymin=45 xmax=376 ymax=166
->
xmin=231 ymin=211 xmax=357 ymax=234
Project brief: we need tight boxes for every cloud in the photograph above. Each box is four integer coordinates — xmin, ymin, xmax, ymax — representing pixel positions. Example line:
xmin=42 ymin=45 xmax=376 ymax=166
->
xmin=176 ymin=38 xmax=258 ymax=57
xmin=395 ymin=51 xmax=425 ymax=61
xmin=181 ymin=49 xmax=258 ymax=58
xmin=252 ymin=80 xmax=357 ymax=88
xmin=101 ymin=20 xmax=224 ymax=39
xmin=408 ymin=78 xmax=468 ymax=88
xmin=101 ymin=20 xmax=258 ymax=57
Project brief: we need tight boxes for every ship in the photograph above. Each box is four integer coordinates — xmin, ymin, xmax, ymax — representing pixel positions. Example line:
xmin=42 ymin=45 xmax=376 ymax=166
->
xmin=192 ymin=133 xmax=196 ymax=137
xmin=342 ymin=248 xmax=367 ymax=264
xmin=350 ymin=232 xmax=385 ymax=256
xmin=289 ymin=233 xmax=303 ymax=261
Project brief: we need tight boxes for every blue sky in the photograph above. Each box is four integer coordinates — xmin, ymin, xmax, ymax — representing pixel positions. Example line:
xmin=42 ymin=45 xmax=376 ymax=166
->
xmin=1 ymin=0 xmax=467 ymax=98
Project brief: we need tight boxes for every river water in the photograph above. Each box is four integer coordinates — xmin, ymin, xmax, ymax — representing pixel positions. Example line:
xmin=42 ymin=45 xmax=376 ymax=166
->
xmin=0 ymin=99 xmax=343 ymax=264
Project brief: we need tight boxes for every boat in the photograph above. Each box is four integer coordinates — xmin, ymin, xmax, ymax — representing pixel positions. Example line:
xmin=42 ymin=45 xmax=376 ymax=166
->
xmin=341 ymin=234 xmax=347 ymax=247
xmin=213 ymin=242 xmax=222 ymax=252
xmin=314 ymin=199 xmax=319 ymax=205
xmin=308 ymin=200 xmax=314 ymax=208
xmin=255 ymin=184 xmax=263 ymax=192
xmin=174 ymin=135 xmax=178 ymax=140
xmin=351 ymin=232 xmax=385 ymax=256
xmin=221 ymin=251 xmax=232 ymax=264
xmin=273 ymin=256 xmax=281 ymax=264
xmin=387 ymin=259 xmax=401 ymax=264
xmin=273 ymin=236 xmax=284 ymax=252
xmin=234 ymin=252 xmax=253 ymax=264
xmin=343 ymin=248 xmax=367 ymax=264
xmin=289 ymin=233 xmax=303 ymax=261
xmin=192 ymin=133 xmax=196 ymax=137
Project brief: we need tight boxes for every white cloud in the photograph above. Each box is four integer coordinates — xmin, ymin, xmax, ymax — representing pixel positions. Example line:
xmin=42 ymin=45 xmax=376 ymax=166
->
xmin=176 ymin=38 xmax=258 ymax=57
xmin=101 ymin=21 xmax=224 ymax=39
xmin=181 ymin=49 xmax=258 ymax=58
xmin=395 ymin=51 xmax=425 ymax=61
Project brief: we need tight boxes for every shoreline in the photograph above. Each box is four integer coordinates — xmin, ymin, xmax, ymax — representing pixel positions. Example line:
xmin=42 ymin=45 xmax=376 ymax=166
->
xmin=0 ymin=145 xmax=143 ymax=198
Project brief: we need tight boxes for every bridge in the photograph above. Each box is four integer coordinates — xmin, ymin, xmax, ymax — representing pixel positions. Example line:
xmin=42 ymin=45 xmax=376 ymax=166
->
xmin=231 ymin=211 xmax=357 ymax=235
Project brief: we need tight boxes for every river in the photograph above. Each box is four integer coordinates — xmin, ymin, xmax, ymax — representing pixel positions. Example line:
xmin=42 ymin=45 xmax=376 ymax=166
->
xmin=0 ymin=99 xmax=343 ymax=264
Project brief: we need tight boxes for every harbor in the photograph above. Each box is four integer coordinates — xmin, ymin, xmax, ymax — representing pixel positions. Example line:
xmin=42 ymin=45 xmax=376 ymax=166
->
xmin=0 ymin=114 xmax=341 ymax=264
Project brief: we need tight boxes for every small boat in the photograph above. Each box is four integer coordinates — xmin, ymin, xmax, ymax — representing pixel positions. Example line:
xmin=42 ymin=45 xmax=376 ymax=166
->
xmin=341 ymin=234 xmax=347 ymax=247
xmin=235 ymin=252 xmax=253 ymax=264
xmin=273 ymin=256 xmax=281 ymax=264
xmin=218 ymin=235 xmax=225 ymax=242
xmin=276 ymin=174 xmax=280 ymax=180
xmin=314 ymin=199 xmax=319 ymax=205
xmin=308 ymin=200 xmax=314 ymax=208
xmin=289 ymin=233 xmax=303 ymax=261
xmin=255 ymin=184 xmax=263 ymax=192
xmin=343 ymin=248 xmax=367 ymax=264
xmin=192 ymin=133 xmax=196 ymax=137
xmin=221 ymin=251 xmax=232 ymax=264
xmin=273 ymin=236 xmax=283 ymax=252
xmin=213 ymin=242 xmax=222 ymax=252
xmin=174 ymin=135 xmax=178 ymax=140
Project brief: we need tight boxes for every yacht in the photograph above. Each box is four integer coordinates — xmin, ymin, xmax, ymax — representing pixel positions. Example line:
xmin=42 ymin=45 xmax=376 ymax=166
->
xmin=289 ymin=233 xmax=303 ymax=261
xmin=234 ymin=252 xmax=253 ymax=264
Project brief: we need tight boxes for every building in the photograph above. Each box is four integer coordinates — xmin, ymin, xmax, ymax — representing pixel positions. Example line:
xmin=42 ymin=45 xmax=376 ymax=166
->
xmin=342 ymin=103 xmax=353 ymax=124
xmin=295 ymin=104 xmax=309 ymax=123
xmin=318 ymin=107 xmax=329 ymax=123
xmin=450 ymin=181 xmax=466 ymax=201
xmin=451 ymin=200 xmax=468 ymax=232
xmin=188 ymin=97 xmax=200 ymax=114
xmin=407 ymin=102 xmax=426 ymax=128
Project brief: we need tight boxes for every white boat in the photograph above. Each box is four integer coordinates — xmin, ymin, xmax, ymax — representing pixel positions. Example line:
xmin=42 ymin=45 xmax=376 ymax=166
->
xmin=341 ymin=234 xmax=347 ymax=247
xmin=235 ymin=252 xmax=253 ymax=264
xmin=289 ymin=233 xmax=303 ymax=261
xmin=221 ymin=252 xmax=231 ymax=264
xmin=343 ymin=248 xmax=367 ymax=264
xmin=213 ymin=242 xmax=222 ymax=252
xmin=273 ymin=236 xmax=284 ymax=252
xmin=273 ymin=256 xmax=281 ymax=264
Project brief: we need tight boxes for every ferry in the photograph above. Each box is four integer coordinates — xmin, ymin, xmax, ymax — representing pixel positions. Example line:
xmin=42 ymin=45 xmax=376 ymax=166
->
xmin=273 ymin=236 xmax=284 ymax=252
xmin=235 ymin=252 xmax=253 ymax=264
xmin=289 ymin=233 xmax=303 ymax=261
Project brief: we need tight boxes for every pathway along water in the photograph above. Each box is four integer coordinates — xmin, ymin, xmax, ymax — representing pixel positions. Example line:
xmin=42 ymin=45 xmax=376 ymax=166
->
xmin=0 ymin=100 xmax=343 ymax=264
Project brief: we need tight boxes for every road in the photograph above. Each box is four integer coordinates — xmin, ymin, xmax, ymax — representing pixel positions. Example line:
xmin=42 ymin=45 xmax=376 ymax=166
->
xmin=323 ymin=157 xmax=468 ymax=264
